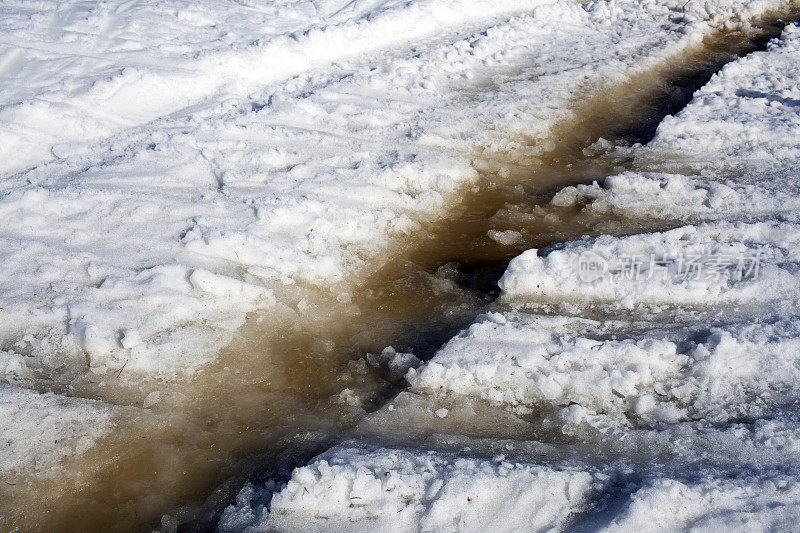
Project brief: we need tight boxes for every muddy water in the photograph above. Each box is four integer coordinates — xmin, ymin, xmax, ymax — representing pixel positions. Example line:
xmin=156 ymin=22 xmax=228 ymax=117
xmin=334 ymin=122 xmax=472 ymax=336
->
xmin=2 ymin=13 xmax=797 ymax=533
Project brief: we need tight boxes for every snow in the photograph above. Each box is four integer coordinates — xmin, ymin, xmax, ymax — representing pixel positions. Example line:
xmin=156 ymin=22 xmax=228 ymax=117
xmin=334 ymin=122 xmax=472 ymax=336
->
xmin=645 ymin=23 xmax=800 ymax=169
xmin=499 ymin=24 xmax=800 ymax=310
xmin=0 ymin=383 xmax=122 ymax=476
xmin=498 ymin=220 xmax=800 ymax=308
xmin=409 ymin=310 xmax=800 ymax=425
xmin=3 ymin=0 xmax=800 ymax=526
xmin=411 ymin=20 xmax=800 ymax=450
xmin=3 ymin=0 xmax=782 ymax=386
xmin=219 ymin=443 xmax=598 ymax=532
xmin=604 ymin=475 xmax=800 ymax=532
xmin=549 ymin=171 xmax=799 ymax=221
xmin=220 ymin=439 xmax=800 ymax=532
xmin=222 ymin=20 xmax=800 ymax=531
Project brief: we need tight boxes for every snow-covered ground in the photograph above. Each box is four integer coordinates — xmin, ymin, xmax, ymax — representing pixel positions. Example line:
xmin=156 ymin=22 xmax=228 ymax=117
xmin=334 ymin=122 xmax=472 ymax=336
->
xmin=2 ymin=0 xmax=800 ymax=528
xmin=220 ymin=20 xmax=800 ymax=533
xmin=2 ymin=0 xmax=785 ymax=476
xmin=5 ymin=0 xmax=793 ymax=383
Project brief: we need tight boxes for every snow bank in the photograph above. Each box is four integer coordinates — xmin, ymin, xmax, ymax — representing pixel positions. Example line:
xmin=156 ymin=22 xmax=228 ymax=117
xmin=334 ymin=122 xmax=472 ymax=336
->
xmin=497 ymin=25 xmax=800 ymax=312
xmin=549 ymin=22 xmax=800 ymax=221
xmin=549 ymin=171 xmax=799 ymax=221
xmin=219 ymin=443 xmax=598 ymax=532
xmin=498 ymin=220 xmax=800 ymax=308
xmin=645 ymin=23 xmax=800 ymax=169
xmin=605 ymin=475 xmax=800 ymax=532
xmin=221 ymin=440 xmax=800 ymax=532
xmin=423 ymin=24 xmax=800 ymax=436
xmin=409 ymin=311 xmax=800 ymax=425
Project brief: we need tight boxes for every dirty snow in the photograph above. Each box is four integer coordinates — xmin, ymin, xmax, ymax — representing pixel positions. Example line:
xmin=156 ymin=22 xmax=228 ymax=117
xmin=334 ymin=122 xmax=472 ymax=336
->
xmin=222 ymin=20 xmax=800 ymax=532
xmin=0 ymin=383 xmax=122 ymax=476
xmin=3 ymin=0 xmax=800 ymax=527
xmin=2 ymin=0 xmax=788 ymax=385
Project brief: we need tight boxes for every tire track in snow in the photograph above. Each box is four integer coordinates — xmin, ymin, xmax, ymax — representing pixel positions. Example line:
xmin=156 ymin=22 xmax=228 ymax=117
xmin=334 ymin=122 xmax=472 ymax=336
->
xmin=0 ymin=0 xmax=567 ymax=177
